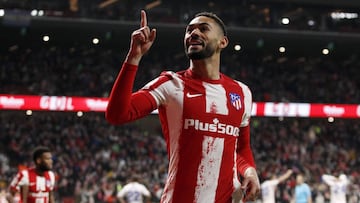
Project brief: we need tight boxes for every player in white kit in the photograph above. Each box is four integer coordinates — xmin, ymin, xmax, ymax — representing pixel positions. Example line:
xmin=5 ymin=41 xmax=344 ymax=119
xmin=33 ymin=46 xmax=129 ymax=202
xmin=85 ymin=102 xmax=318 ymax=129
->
xmin=261 ymin=169 xmax=293 ymax=203
xmin=117 ymin=175 xmax=151 ymax=203
xmin=321 ymin=173 xmax=349 ymax=203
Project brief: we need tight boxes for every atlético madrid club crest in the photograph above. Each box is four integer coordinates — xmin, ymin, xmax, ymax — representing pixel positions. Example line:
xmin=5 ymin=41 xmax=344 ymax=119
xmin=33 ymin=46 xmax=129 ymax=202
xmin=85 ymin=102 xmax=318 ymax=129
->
xmin=229 ymin=93 xmax=242 ymax=110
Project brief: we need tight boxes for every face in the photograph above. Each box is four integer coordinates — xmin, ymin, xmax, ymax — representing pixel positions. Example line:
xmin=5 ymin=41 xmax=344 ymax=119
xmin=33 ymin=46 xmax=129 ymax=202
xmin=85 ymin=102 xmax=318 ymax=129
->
xmin=296 ymin=174 xmax=304 ymax=184
xmin=184 ymin=16 xmax=227 ymax=60
xmin=36 ymin=152 xmax=53 ymax=171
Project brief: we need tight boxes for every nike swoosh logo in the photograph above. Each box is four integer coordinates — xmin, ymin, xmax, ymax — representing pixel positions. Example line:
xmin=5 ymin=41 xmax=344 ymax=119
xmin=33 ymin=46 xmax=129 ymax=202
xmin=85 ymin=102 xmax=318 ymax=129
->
xmin=186 ymin=92 xmax=203 ymax=98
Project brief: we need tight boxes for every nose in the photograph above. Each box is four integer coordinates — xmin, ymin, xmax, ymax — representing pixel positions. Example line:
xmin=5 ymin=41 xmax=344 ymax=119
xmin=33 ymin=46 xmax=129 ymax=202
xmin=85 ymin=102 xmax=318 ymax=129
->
xmin=190 ymin=28 xmax=200 ymax=37
xmin=188 ymin=30 xmax=201 ymax=40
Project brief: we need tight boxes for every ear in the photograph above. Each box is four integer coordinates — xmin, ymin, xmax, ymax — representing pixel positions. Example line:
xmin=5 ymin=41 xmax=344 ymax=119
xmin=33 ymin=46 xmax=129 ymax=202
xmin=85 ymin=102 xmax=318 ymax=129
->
xmin=35 ymin=158 xmax=41 ymax=165
xmin=219 ymin=36 xmax=229 ymax=49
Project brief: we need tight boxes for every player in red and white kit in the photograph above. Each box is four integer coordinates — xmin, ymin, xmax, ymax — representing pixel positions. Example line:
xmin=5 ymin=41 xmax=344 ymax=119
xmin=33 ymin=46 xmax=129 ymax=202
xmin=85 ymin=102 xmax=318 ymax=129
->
xmin=8 ymin=147 xmax=55 ymax=203
xmin=106 ymin=10 xmax=260 ymax=203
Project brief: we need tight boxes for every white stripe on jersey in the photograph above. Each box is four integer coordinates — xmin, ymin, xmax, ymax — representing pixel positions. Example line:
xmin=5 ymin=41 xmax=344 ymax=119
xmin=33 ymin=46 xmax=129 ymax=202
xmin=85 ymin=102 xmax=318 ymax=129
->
xmin=194 ymin=136 xmax=224 ymax=202
xmin=204 ymin=83 xmax=228 ymax=115
xmin=36 ymin=176 xmax=46 ymax=191
xmin=150 ymin=74 xmax=184 ymax=203
xmin=236 ymin=81 xmax=252 ymax=127
xmin=19 ymin=170 xmax=29 ymax=185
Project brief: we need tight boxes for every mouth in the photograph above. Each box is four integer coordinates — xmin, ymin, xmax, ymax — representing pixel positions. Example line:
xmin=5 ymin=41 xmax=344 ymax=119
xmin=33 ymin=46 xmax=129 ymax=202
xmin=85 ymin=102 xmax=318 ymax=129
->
xmin=187 ymin=40 xmax=204 ymax=49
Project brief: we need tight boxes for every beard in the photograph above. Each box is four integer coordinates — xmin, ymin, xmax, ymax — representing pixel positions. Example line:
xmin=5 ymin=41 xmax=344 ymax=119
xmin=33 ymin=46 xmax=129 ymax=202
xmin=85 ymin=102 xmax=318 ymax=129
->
xmin=38 ymin=163 xmax=52 ymax=171
xmin=185 ymin=43 xmax=216 ymax=60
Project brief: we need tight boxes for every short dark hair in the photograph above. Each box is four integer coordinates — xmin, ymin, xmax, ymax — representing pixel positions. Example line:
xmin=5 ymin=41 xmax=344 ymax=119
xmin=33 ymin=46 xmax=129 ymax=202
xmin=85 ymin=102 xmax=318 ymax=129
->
xmin=195 ymin=12 xmax=227 ymax=36
xmin=33 ymin=146 xmax=51 ymax=162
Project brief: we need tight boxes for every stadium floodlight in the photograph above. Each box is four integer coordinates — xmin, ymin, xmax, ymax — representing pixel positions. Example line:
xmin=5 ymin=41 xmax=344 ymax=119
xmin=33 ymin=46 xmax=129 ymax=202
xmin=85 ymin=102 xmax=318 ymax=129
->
xmin=279 ymin=46 xmax=286 ymax=53
xmin=92 ymin=38 xmax=100 ymax=44
xmin=322 ymin=48 xmax=329 ymax=55
xmin=328 ymin=117 xmax=334 ymax=123
xmin=26 ymin=110 xmax=33 ymax=116
xmin=30 ymin=9 xmax=38 ymax=16
xmin=281 ymin=17 xmax=290 ymax=25
xmin=307 ymin=20 xmax=315 ymax=26
xmin=77 ymin=111 xmax=84 ymax=117
xmin=234 ymin=44 xmax=241 ymax=51
xmin=38 ymin=10 xmax=44 ymax=16
xmin=42 ymin=35 xmax=50 ymax=42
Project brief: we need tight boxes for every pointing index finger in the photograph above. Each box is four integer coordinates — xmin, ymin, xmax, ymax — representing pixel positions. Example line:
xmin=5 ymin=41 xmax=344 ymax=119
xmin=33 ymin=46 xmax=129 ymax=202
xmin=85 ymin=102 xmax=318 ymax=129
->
xmin=140 ymin=10 xmax=147 ymax=28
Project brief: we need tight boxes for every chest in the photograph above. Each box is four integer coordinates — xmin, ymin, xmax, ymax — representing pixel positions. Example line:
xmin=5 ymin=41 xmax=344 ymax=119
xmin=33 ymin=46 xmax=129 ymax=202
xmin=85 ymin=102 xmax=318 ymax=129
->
xmin=172 ymin=79 xmax=245 ymax=121
xmin=27 ymin=172 xmax=52 ymax=192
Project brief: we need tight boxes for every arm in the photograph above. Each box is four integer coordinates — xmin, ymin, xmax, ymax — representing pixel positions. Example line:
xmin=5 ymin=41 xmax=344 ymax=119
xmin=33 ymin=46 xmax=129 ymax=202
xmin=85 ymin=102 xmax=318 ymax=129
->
xmin=49 ymin=191 xmax=55 ymax=203
xmin=237 ymin=125 xmax=260 ymax=202
xmin=307 ymin=196 xmax=313 ymax=203
xmin=277 ymin=169 xmax=293 ymax=183
xmin=143 ymin=186 xmax=152 ymax=203
xmin=105 ymin=10 xmax=157 ymax=124
xmin=237 ymin=86 xmax=260 ymax=201
xmin=307 ymin=189 xmax=312 ymax=203
xmin=9 ymin=172 xmax=26 ymax=203
xmin=20 ymin=186 xmax=29 ymax=203
xmin=7 ymin=190 xmax=15 ymax=203
xmin=306 ymin=185 xmax=312 ymax=203
xmin=322 ymin=174 xmax=336 ymax=186
xmin=105 ymin=65 xmax=158 ymax=124
xmin=236 ymin=125 xmax=255 ymax=175
xmin=144 ymin=195 xmax=152 ymax=203
xmin=118 ymin=197 xmax=127 ymax=203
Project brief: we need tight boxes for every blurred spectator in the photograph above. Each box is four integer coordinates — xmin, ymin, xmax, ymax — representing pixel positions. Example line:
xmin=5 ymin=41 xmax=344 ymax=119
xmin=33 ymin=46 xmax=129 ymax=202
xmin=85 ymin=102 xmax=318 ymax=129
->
xmin=0 ymin=0 xmax=359 ymax=32
xmin=0 ymin=112 xmax=359 ymax=202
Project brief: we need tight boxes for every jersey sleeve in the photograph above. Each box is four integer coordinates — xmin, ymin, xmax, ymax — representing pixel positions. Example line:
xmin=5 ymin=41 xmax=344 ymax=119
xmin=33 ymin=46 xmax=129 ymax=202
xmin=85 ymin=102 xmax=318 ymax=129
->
xmin=106 ymin=63 xmax=158 ymax=124
xmin=10 ymin=170 xmax=28 ymax=191
xmin=140 ymin=184 xmax=151 ymax=197
xmin=236 ymin=83 xmax=256 ymax=175
xmin=322 ymin=174 xmax=336 ymax=186
xmin=236 ymin=125 xmax=256 ymax=175
xmin=117 ymin=185 xmax=127 ymax=198
xmin=240 ymin=83 xmax=252 ymax=127
xmin=48 ymin=171 xmax=56 ymax=190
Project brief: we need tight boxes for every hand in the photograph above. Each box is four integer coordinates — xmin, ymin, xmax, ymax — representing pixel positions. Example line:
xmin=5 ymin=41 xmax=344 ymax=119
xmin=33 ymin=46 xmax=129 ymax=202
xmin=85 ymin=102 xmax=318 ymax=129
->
xmin=241 ymin=167 xmax=260 ymax=201
xmin=126 ymin=10 xmax=157 ymax=65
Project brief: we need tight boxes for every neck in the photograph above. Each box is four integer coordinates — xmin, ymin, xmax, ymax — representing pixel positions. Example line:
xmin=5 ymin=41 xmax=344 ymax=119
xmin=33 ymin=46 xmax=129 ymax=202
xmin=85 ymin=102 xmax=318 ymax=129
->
xmin=189 ymin=57 xmax=220 ymax=80
xmin=35 ymin=168 xmax=45 ymax=176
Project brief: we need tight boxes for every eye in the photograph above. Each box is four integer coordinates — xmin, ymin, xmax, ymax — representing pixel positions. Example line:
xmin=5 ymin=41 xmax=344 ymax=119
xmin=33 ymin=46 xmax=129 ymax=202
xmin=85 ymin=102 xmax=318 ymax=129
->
xmin=186 ymin=26 xmax=194 ymax=33
xmin=199 ymin=25 xmax=210 ymax=32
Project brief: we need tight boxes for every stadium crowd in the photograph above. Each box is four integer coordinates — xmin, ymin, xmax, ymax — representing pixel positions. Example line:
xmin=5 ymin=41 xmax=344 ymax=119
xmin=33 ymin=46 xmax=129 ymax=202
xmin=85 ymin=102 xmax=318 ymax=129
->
xmin=1 ymin=1 xmax=360 ymax=202
xmin=0 ymin=112 xmax=359 ymax=202
xmin=1 ymin=0 xmax=360 ymax=33
xmin=0 ymin=44 xmax=360 ymax=203
xmin=1 ymin=45 xmax=359 ymax=104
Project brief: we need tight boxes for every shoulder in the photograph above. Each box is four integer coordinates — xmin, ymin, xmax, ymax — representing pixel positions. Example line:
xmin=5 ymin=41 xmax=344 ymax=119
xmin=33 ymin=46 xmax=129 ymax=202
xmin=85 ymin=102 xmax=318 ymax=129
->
xmin=221 ymin=74 xmax=251 ymax=92
xmin=46 ymin=170 xmax=56 ymax=178
xmin=144 ymin=70 xmax=184 ymax=90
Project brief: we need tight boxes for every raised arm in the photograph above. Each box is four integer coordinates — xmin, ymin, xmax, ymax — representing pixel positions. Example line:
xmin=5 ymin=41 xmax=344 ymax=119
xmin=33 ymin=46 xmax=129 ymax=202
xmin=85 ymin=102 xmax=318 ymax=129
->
xmin=105 ymin=10 xmax=157 ymax=124
xmin=277 ymin=169 xmax=293 ymax=183
xmin=125 ymin=10 xmax=156 ymax=65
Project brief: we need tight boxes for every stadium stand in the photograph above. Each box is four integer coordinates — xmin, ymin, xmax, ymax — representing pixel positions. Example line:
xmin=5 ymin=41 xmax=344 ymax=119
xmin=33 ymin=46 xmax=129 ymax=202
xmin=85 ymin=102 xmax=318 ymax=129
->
xmin=1 ymin=0 xmax=359 ymax=202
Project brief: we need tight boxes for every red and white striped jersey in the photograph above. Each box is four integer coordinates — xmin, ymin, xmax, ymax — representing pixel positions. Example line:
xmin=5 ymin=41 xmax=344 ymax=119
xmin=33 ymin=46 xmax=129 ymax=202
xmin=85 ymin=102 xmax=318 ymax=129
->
xmin=143 ymin=69 xmax=253 ymax=203
xmin=10 ymin=168 xmax=55 ymax=203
